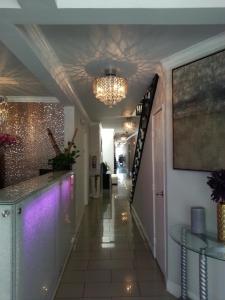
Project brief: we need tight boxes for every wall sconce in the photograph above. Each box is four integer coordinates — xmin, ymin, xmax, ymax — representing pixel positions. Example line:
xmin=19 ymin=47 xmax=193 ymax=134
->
xmin=125 ymin=283 xmax=133 ymax=294
xmin=121 ymin=212 xmax=128 ymax=223
xmin=0 ymin=95 xmax=8 ymax=125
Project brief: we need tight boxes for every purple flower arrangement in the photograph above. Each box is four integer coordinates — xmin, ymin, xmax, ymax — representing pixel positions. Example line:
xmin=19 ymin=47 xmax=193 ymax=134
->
xmin=207 ymin=170 xmax=225 ymax=203
xmin=0 ymin=133 xmax=17 ymax=147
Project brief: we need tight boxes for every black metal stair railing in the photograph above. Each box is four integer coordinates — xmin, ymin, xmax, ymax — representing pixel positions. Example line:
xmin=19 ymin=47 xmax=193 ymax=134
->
xmin=130 ymin=74 xmax=159 ymax=203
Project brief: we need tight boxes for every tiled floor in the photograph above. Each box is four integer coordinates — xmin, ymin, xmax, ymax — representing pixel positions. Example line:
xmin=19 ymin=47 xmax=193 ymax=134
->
xmin=55 ymin=174 xmax=176 ymax=300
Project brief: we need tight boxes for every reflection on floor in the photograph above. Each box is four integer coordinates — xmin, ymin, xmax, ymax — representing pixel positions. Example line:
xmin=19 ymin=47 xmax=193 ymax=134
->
xmin=117 ymin=165 xmax=128 ymax=174
xmin=55 ymin=174 xmax=175 ymax=299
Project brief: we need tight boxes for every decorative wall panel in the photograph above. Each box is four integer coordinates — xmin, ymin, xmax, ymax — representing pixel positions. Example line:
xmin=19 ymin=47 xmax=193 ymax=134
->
xmin=0 ymin=103 xmax=64 ymax=187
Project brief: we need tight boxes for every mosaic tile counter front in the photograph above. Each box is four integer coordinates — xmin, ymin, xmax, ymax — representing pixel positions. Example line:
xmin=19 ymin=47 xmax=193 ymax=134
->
xmin=0 ymin=103 xmax=64 ymax=188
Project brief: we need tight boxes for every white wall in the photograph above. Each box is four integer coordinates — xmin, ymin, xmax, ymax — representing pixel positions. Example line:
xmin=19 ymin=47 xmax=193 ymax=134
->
xmin=133 ymin=32 xmax=225 ymax=300
xmin=64 ymin=106 xmax=90 ymax=232
xmin=163 ymin=33 xmax=225 ymax=300
xmin=64 ymin=106 xmax=75 ymax=147
xmin=101 ymin=128 xmax=114 ymax=172
xmin=89 ymin=123 xmax=102 ymax=175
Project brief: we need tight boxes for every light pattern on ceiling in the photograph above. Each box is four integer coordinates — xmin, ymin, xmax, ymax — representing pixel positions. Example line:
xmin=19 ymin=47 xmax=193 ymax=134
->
xmin=0 ymin=42 xmax=51 ymax=96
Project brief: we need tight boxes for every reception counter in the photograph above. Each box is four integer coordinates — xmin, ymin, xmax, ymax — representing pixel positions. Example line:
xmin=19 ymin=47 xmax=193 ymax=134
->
xmin=0 ymin=171 xmax=75 ymax=300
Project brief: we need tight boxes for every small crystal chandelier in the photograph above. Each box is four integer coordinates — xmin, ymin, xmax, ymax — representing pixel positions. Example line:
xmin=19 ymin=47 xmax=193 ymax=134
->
xmin=123 ymin=118 xmax=136 ymax=132
xmin=0 ymin=95 xmax=8 ymax=125
xmin=93 ymin=70 xmax=128 ymax=107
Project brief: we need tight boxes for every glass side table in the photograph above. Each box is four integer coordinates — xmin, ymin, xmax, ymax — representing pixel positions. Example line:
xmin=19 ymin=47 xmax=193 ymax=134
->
xmin=170 ymin=224 xmax=225 ymax=300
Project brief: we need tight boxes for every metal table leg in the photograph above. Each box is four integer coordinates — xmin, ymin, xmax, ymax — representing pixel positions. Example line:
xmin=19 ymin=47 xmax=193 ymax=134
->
xmin=199 ymin=248 xmax=208 ymax=300
xmin=179 ymin=228 xmax=191 ymax=300
xmin=179 ymin=245 xmax=191 ymax=299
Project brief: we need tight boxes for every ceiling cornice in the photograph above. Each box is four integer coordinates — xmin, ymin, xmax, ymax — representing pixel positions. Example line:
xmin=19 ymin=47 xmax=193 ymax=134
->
xmin=7 ymin=96 xmax=59 ymax=103
xmin=0 ymin=22 xmax=72 ymax=103
xmin=161 ymin=31 xmax=225 ymax=69
xmin=20 ymin=25 xmax=90 ymax=122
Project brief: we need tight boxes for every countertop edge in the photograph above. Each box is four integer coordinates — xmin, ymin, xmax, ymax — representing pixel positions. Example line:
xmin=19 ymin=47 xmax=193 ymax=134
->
xmin=0 ymin=171 xmax=74 ymax=205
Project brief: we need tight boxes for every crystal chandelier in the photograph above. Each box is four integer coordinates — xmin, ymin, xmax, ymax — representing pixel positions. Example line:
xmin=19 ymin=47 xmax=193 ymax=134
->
xmin=123 ymin=118 xmax=136 ymax=132
xmin=0 ymin=96 xmax=8 ymax=125
xmin=93 ymin=70 xmax=128 ymax=107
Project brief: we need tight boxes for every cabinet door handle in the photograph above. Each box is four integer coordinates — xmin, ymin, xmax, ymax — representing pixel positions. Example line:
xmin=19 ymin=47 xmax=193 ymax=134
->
xmin=17 ymin=207 xmax=22 ymax=215
xmin=156 ymin=191 xmax=164 ymax=197
xmin=1 ymin=210 xmax=10 ymax=218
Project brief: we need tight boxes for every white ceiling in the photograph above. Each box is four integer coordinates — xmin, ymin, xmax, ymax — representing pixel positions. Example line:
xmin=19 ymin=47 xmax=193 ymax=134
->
xmin=0 ymin=1 xmax=225 ymax=131
xmin=38 ymin=25 xmax=225 ymax=123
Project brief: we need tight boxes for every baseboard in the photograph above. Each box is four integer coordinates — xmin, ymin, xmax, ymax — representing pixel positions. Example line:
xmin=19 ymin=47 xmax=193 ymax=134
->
xmin=166 ymin=280 xmax=181 ymax=298
xmin=51 ymin=208 xmax=84 ymax=300
xmin=167 ymin=279 xmax=199 ymax=300
xmin=75 ymin=208 xmax=85 ymax=238
xmin=51 ymin=240 xmax=74 ymax=300
xmin=130 ymin=205 xmax=154 ymax=255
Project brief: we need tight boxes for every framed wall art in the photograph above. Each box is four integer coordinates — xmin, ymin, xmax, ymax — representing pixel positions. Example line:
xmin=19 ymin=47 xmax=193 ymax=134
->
xmin=172 ymin=49 xmax=225 ymax=171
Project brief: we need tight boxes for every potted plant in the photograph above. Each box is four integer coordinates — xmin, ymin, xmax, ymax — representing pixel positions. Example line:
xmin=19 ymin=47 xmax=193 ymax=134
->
xmin=47 ymin=128 xmax=80 ymax=171
xmin=49 ymin=143 xmax=80 ymax=171
xmin=207 ymin=169 xmax=225 ymax=241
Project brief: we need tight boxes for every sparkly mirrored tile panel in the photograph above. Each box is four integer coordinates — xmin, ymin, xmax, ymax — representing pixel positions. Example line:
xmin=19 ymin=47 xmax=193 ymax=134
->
xmin=0 ymin=103 xmax=64 ymax=187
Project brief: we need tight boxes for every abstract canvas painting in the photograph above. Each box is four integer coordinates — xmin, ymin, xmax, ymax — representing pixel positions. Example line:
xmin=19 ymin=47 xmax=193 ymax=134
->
xmin=172 ymin=49 xmax=225 ymax=171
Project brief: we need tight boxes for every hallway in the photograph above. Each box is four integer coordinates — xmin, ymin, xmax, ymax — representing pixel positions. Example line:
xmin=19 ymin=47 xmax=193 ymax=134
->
xmin=55 ymin=175 xmax=175 ymax=299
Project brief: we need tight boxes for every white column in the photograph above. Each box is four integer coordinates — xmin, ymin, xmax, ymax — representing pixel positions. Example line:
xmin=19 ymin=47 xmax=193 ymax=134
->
xmin=64 ymin=106 xmax=75 ymax=148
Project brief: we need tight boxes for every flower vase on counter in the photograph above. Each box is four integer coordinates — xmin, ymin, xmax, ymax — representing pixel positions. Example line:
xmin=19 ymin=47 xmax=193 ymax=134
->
xmin=207 ymin=169 xmax=225 ymax=242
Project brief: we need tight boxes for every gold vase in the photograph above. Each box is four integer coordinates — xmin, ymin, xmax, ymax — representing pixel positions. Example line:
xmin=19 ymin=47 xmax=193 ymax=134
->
xmin=217 ymin=203 xmax=225 ymax=241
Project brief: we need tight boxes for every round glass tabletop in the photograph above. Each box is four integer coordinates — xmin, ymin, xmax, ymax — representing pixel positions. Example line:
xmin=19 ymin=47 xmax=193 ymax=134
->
xmin=170 ymin=224 xmax=225 ymax=261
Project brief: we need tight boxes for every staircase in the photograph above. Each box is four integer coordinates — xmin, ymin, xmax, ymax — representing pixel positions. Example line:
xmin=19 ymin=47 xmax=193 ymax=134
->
xmin=130 ymin=74 xmax=159 ymax=203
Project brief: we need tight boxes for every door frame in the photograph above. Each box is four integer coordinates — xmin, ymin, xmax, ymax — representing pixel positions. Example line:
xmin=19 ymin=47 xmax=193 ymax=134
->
xmin=152 ymin=104 xmax=167 ymax=275
xmin=83 ymin=130 xmax=89 ymax=206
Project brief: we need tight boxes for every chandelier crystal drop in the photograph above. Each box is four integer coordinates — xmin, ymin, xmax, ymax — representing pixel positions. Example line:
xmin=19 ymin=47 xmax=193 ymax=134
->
xmin=0 ymin=95 xmax=8 ymax=125
xmin=93 ymin=72 xmax=128 ymax=107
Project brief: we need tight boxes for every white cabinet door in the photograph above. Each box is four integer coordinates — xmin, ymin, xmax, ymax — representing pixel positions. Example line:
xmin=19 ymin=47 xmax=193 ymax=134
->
xmin=15 ymin=185 xmax=60 ymax=300
xmin=56 ymin=177 xmax=76 ymax=270
xmin=15 ymin=175 xmax=75 ymax=300
xmin=0 ymin=205 xmax=13 ymax=300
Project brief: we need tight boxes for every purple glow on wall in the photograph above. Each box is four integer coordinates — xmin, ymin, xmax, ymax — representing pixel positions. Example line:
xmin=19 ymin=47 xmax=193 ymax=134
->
xmin=22 ymin=177 xmax=73 ymax=249
xmin=23 ymin=184 xmax=60 ymax=250
xmin=18 ymin=184 xmax=61 ymax=299
xmin=60 ymin=177 xmax=74 ymax=225
xmin=61 ymin=179 xmax=71 ymax=201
